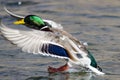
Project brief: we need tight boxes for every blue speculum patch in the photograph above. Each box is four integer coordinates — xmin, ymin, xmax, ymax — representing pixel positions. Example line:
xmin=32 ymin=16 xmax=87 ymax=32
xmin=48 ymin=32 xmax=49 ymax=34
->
xmin=48 ymin=44 xmax=69 ymax=58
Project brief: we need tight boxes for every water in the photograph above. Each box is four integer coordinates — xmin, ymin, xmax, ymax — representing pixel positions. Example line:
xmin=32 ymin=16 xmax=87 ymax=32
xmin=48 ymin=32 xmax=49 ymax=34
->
xmin=0 ymin=0 xmax=120 ymax=80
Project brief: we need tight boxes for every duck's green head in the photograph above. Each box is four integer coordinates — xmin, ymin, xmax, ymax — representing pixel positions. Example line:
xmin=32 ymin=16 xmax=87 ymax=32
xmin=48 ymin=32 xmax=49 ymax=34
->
xmin=13 ymin=15 xmax=46 ymax=29
xmin=87 ymin=50 xmax=102 ymax=71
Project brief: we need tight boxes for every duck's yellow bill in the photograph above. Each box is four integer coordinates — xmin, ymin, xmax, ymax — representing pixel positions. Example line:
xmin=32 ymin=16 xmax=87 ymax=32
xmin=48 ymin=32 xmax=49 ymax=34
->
xmin=13 ymin=19 xmax=25 ymax=25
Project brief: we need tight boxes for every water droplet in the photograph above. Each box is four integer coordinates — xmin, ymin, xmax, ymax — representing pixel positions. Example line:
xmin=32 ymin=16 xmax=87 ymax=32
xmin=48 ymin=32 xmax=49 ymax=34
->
xmin=18 ymin=1 xmax=22 ymax=5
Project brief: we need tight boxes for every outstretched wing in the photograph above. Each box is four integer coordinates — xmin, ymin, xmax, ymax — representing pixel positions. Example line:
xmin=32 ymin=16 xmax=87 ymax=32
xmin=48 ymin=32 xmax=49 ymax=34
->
xmin=0 ymin=23 xmax=68 ymax=59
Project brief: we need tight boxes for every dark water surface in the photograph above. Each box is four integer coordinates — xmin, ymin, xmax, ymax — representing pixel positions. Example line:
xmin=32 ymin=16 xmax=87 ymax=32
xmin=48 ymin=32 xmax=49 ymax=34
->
xmin=0 ymin=0 xmax=120 ymax=80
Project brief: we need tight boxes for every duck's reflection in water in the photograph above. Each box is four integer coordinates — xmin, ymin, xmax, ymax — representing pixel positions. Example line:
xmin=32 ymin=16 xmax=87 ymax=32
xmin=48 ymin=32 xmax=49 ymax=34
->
xmin=26 ymin=72 xmax=93 ymax=80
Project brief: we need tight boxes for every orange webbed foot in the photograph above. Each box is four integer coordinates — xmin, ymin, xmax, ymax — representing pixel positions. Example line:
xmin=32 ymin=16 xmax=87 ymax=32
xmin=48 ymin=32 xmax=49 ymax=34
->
xmin=48 ymin=63 xmax=69 ymax=73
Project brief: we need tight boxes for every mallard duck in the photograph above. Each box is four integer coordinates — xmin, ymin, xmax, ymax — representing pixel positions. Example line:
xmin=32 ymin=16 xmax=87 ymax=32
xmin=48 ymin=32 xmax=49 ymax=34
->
xmin=0 ymin=7 xmax=105 ymax=75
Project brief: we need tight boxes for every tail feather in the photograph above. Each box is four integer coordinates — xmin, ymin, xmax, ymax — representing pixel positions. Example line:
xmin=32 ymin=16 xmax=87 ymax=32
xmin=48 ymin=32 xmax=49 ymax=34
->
xmin=87 ymin=50 xmax=98 ymax=68
xmin=88 ymin=65 xmax=105 ymax=75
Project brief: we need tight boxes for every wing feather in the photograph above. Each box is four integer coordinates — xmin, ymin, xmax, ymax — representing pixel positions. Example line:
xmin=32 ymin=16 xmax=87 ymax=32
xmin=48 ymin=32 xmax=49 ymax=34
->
xmin=0 ymin=23 xmax=68 ymax=59
xmin=4 ymin=7 xmax=24 ymax=19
